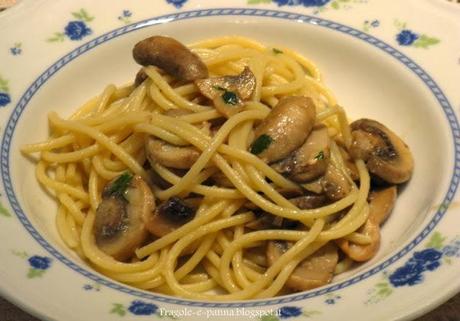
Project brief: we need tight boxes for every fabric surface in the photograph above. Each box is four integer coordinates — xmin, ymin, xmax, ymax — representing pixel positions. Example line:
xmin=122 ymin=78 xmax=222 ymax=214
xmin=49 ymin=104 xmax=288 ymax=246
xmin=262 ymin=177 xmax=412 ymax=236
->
xmin=1 ymin=293 xmax=459 ymax=320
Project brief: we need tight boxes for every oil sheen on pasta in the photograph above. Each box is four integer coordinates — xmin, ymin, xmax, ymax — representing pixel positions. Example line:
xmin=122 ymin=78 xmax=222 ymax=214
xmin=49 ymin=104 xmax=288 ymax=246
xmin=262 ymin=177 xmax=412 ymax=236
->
xmin=21 ymin=36 xmax=413 ymax=300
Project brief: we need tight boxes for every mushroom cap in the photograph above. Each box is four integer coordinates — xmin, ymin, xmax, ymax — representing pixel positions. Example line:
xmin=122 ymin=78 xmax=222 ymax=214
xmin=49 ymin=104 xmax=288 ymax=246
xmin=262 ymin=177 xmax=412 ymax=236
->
xmin=94 ymin=175 xmax=155 ymax=261
xmin=320 ymin=163 xmax=352 ymax=201
xmin=145 ymin=135 xmax=201 ymax=170
xmin=145 ymin=196 xmax=196 ymax=238
xmin=133 ymin=36 xmax=208 ymax=81
xmin=349 ymin=119 xmax=414 ymax=184
xmin=195 ymin=66 xmax=256 ymax=101
xmin=252 ymin=96 xmax=316 ymax=163
xmin=272 ymin=125 xmax=330 ymax=183
xmin=336 ymin=186 xmax=397 ymax=262
xmin=266 ymin=241 xmax=338 ymax=291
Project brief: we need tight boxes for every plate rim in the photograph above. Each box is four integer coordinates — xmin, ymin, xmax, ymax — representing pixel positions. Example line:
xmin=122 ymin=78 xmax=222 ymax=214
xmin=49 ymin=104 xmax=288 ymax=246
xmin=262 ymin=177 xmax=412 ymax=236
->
xmin=1 ymin=3 xmax=460 ymax=314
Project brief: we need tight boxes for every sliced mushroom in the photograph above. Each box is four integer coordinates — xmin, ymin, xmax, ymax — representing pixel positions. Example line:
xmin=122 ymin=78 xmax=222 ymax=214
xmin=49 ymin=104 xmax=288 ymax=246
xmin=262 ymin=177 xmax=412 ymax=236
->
xmin=321 ymin=164 xmax=352 ymax=201
xmin=266 ymin=241 xmax=338 ymax=291
xmin=134 ymin=68 xmax=148 ymax=87
xmin=272 ymin=125 xmax=330 ymax=183
xmin=349 ymin=119 xmax=413 ymax=184
xmin=195 ymin=66 xmax=256 ymax=100
xmin=212 ymin=94 xmax=244 ymax=118
xmin=289 ymin=194 xmax=328 ymax=210
xmin=337 ymin=143 xmax=359 ymax=181
xmin=133 ymin=36 xmax=208 ymax=81
xmin=144 ymin=196 xmax=196 ymax=237
xmin=251 ymin=96 xmax=316 ymax=163
xmin=145 ymin=136 xmax=200 ymax=170
xmin=336 ymin=186 xmax=397 ymax=262
xmin=94 ymin=174 xmax=155 ymax=261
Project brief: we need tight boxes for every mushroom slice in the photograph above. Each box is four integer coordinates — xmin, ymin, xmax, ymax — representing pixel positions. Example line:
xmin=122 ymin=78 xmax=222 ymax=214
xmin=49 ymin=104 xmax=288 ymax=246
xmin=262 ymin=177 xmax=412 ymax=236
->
xmin=251 ymin=96 xmax=316 ymax=163
xmin=349 ymin=119 xmax=413 ymax=184
xmin=195 ymin=66 xmax=256 ymax=101
xmin=145 ymin=136 xmax=200 ymax=170
xmin=266 ymin=241 xmax=338 ymax=291
xmin=272 ymin=125 xmax=330 ymax=183
xmin=321 ymin=164 xmax=352 ymax=201
xmin=134 ymin=68 xmax=148 ymax=87
xmin=336 ymin=186 xmax=397 ymax=262
xmin=94 ymin=174 xmax=155 ymax=261
xmin=337 ymin=143 xmax=359 ymax=181
xmin=289 ymin=194 xmax=328 ymax=210
xmin=145 ymin=196 xmax=196 ymax=237
xmin=133 ymin=36 xmax=208 ymax=81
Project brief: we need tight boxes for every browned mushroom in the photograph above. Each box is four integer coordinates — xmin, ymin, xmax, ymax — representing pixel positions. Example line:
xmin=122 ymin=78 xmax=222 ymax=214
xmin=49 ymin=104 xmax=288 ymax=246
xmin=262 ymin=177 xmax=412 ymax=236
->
xmin=144 ymin=196 xmax=196 ymax=237
xmin=195 ymin=66 xmax=256 ymax=101
xmin=134 ymin=68 xmax=148 ymax=87
xmin=145 ymin=136 xmax=200 ymax=170
xmin=272 ymin=125 xmax=330 ymax=183
xmin=266 ymin=241 xmax=338 ymax=291
xmin=94 ymin=174 xmax=155 ymax=261
xmin=320 ymin=164 xmax=352 ymax=201
xmin=336 ymin=186 xmax=397 ymax=262
xmin=349 ymin=119 xmax=413 ymax=184
xmin=133 ymin=36 xmax=208 ymax=81
xmin=251 ymin=96 xmax=316 ymax=163
xmin=337 ymin=143 xmax=359 ymax=181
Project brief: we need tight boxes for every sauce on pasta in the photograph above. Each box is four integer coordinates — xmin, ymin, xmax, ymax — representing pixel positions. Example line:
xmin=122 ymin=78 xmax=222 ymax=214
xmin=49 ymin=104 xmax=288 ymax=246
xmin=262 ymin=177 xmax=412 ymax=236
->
xmin=21 ymin=36 xmax=413 ymax=300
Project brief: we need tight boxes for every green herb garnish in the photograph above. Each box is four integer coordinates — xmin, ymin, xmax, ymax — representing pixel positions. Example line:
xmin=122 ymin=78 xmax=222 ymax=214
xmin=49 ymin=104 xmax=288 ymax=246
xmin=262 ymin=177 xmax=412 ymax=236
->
xmin=108 ymin=172 xmax=133 ymax=197
xmin=250 ymin=134 xmax=273 ymax=155
xmin=272 ymin=48 xmax=283 ymax=54
xmin=222 ymin=90 xmax=239 ymax=105
xmin=314 ymin=150 xmax=325 ymax=160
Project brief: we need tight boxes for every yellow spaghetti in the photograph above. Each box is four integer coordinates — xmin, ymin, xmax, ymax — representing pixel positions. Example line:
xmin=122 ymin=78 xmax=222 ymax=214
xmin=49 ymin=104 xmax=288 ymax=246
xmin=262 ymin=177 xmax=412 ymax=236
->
xmin=21 ymin=35 xmax=413 ymax=300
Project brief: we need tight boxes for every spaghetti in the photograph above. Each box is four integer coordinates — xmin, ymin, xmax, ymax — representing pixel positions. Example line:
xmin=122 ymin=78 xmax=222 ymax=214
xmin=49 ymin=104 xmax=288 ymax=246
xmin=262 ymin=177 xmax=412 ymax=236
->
xmin=21 ymin=35 xmax=413 ymax=300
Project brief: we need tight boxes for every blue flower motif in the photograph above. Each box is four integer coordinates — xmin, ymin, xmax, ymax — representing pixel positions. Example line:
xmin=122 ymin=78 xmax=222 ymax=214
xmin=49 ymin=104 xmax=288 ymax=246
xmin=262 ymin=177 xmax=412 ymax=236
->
xmin=166 ymin=0 xmax=188 ymax=8
xmin=122 ymin=10 xmax=132 ymax=18
xmin=279 ymin=306 xmax=302 ymax=318
xmin=64 ymin=21 xmax=92 ymax=41
xmin=413 ymin=248 xmax=442 ymax=262
xmin=128 ymin=301 xmax=158 ymax=316
xmin=370 ymin=20 xmax=380 ymax=27
xmin=324 ymin=298 xmax=335 ymax=305
xmin=396 ymin=29 xmax=419 ymax=46
xmin=28 ymin=255 xmax=51 ymax=270
xmin=10 ymin=46 xmax=22 ymax=55
xmin=274 ymin=0 xmax=330 ymax=6
xmin=389 ymin=263 xmax=424 ymax=287
xmin=0 ymin=92 xmax=11 ymax=107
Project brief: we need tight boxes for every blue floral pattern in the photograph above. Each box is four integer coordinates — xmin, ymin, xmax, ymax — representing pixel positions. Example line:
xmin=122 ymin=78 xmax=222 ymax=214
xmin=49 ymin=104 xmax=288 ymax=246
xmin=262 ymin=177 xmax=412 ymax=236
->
xmin=248 ymin=0 xmax=368 ymax=13
xmin=11 ymin=251 xmax=52 ymax=278
xmin=394 ymin=20 xmax=440 ymax=48
xmin=363 ymin=19 xmax=380 ymax=32
xmin=47 ymin=9 xmax=94 ymax=42
xmin=64 ymin=21 xmax=92 ymax=41
xmin=111 ymin=300 xmax=160 ymax=317
xmin=366 ymin=232 xmax=460 ymax=304
xmin=9 ymin=43 xmax=22 ymax=55
xmin=118 ymin=10 xmax=132 ymax=24
xmin=0 ymin=75 xmax=11 ymax=107
xmin=167 ymin=0 xmax=188 ymax=8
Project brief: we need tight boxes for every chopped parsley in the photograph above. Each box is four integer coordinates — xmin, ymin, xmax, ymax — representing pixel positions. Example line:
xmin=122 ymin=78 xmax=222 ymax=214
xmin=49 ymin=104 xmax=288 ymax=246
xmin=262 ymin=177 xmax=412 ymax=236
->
xmin=222 ymin=90 xmax=239 ymax=105
xmin=272 ymin=48 xmax=283 ymax=54
xmin=314 ymin=150 xmax=325 ymax=161
xmin=250 ymin=134 xmax=273 ymax=155
xmin=107 ymin=172 xmax=133 ymax=197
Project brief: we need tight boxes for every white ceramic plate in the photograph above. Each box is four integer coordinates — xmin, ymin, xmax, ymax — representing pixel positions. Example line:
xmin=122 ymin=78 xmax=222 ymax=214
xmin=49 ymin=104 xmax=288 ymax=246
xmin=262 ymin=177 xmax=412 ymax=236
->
xmin=1 ymin=0 xmax=460 ymax=320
